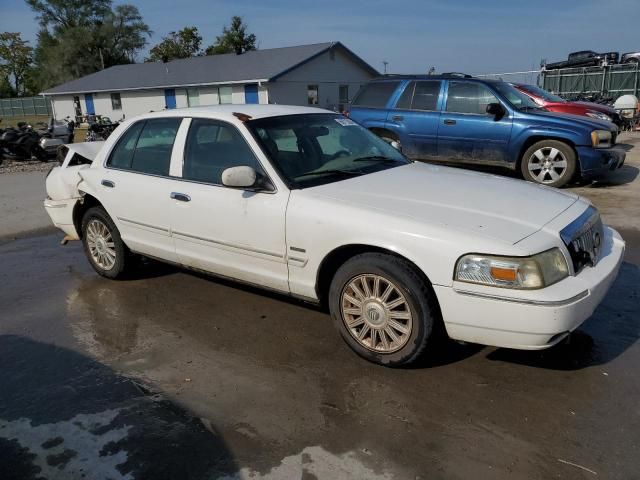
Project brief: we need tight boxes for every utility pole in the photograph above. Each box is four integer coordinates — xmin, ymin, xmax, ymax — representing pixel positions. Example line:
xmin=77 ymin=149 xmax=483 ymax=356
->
xmin=383 ymin=61 xmax=388 ymax=74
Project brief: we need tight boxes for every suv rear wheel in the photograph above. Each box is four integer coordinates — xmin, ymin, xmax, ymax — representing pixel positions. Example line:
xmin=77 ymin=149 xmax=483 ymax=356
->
xmin=520 ymin=140 xmax=576 ymax=188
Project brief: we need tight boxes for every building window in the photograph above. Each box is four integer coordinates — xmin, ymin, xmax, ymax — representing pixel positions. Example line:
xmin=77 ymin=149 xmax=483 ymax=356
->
xmin=219 ymin=86 xmax=233 ymax=104
xmin=338 ymin=85 xmax=349 ymax=111
xmin=187 ymin=88 xmax=200 ymax=107
xmin=307 ymin=85 xmax=319 ymax=105
xmin=110 ymin=93 xmax=122 ymax=110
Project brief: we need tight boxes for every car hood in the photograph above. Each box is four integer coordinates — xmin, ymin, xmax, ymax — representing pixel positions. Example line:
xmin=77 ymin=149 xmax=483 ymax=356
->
xmin=573 ymin=101 xmax=617 ymax=115
xmin=546 ymin=101 xmax=617 ymax=115
xmin=306 ymin=163 xmax=579 ymax=245
xmin=523 ymin=109 xmax=614 ymax=130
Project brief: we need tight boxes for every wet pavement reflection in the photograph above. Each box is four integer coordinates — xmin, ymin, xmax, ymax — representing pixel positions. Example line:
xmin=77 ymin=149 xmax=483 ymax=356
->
xmin=1 ymin=234 xmax=639 ymax=479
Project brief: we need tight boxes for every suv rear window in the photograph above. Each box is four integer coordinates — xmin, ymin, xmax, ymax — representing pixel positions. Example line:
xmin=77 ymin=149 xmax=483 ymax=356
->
xmin=352 ymin=82 xmax=400 ymax=108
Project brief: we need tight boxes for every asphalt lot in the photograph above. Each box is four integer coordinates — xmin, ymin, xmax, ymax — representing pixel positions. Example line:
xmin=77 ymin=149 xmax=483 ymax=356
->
xmin=1 ymin=133 xmax=639 ymax=479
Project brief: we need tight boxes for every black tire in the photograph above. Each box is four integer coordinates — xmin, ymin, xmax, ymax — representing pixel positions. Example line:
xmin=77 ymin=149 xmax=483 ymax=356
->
xmin=328 ymin=253 xmax=440 ymax=367
xmin=32 ymin=145 xmax=48 ymax=162
xmin=520 ymin=140 xmax=576 ymax=188
xmin=81 ymin=206 xmax=131 ymax=279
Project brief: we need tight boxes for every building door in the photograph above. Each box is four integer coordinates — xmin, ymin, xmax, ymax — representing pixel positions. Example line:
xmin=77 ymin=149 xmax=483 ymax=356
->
xmin=84 ymin=94 xmax=95 ymax=115
xmin=73 ymin=96 xmax=82 ymax=121
xmin=164 ymin=89 xmax=177 ymax=109
xmin=244 ymin=84 xmax=259 ymax=104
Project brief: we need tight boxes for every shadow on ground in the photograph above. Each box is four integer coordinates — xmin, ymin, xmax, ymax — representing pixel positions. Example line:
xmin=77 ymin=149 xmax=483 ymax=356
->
xmin=0 ymin=335 xmax=238 ymax=480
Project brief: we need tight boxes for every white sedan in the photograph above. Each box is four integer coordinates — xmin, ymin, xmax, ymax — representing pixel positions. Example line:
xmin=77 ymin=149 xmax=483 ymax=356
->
xmin=44 ymin=105 xmax=625 ymax=366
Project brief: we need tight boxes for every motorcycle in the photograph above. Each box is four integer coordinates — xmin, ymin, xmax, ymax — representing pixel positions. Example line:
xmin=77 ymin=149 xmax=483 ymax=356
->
xmin=0 ymin=123 xmax=47 ymax=162
xmin=85 ymin=117 xmax=120 ymax=142
xmin=38 ymin=117 xmax=75 ymax=156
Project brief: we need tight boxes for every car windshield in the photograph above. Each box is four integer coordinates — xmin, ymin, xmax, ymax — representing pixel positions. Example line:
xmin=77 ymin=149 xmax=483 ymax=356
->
xmin=517 ymin=84 xmax=566 ymax=103
xmin=247 ymin=113 xmax=409 ymax=189
xmin=491 ymin=82 xmax=542 ymax=110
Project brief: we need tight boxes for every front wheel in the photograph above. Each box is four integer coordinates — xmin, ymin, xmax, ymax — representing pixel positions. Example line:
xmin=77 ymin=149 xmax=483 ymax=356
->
xmin=81 ymin=206 xmax=131 ymax=279
xmin=328 ymin=253 xmax=440 ymax=366
xmin=520 ymin=140 xmax=576 ymax=188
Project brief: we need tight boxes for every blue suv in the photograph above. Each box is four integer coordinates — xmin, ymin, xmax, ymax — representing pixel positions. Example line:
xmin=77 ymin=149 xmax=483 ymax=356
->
xmin=346 ymin=75 xmax=625 ymax=187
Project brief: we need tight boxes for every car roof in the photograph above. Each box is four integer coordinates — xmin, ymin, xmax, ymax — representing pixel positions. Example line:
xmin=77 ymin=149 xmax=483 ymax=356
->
xmin=130 ymin=104 xmax=334 ymax=123
xmin=366 ymin=75 xmax=502 ymax=83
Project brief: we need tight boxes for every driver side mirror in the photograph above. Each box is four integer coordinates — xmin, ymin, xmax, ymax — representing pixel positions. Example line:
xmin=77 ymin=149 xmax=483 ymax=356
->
xmin=221 ymin=166 xmax=274 ymax=191
xmin=486 ymin=102 xmax=505 ymax=118
xmin=390 ymin=140 xmax=402 ymax=152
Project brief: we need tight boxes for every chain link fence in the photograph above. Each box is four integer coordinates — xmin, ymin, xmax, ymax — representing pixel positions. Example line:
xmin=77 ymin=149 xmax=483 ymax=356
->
xmin=0 ymin=96 xmax=53 ymax=118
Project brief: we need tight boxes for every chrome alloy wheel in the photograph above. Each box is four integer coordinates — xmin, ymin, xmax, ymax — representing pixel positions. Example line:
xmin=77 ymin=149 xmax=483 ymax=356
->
xmin=86 ymin=219 xmax=116 ymax=270
xmin=341 ymin=274 xmax=413 ymax=353
xmin=527 ymin=147 xmax=568 ymax=184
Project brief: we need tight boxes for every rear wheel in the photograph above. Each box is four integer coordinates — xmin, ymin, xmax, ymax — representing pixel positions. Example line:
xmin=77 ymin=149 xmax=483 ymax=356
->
xmin=328 ymin=253 xmax=439 ymax=366
xmin=520 ymin=140 xmax=576 ymax=188
xmin=81 ymin=206 xmax=131 ymax=279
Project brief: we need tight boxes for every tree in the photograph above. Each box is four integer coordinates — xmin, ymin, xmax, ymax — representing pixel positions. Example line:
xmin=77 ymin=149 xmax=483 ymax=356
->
xmin=26 ymin=0 xmax=151 ymax=91
xmin=0 ymin=74 xmax=15 ymax=97
xmin=0 ymin=32 xmax=34 ymax=96
xmin=205 ymin=16 xmax=257 ymax=55
xmin=26 ymin=0 xmax=111 ymax=32
xmin=147 ymin=26 xmax=203 ymax=62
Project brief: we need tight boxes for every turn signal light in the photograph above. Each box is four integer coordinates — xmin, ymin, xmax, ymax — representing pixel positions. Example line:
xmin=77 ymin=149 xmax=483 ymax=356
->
xmin=490 ymin=266 xmax=518 ymax=282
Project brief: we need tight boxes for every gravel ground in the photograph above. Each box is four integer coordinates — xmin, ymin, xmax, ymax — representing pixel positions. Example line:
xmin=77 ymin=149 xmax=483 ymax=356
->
xmin=0 ymin=157 xmax=56 ymax=174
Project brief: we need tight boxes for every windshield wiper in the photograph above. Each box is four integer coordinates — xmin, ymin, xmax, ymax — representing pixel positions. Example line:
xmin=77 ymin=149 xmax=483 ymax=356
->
xmin=296 ymin=169 xmax=365 ymax=179
xmin=353 ymin=155 xmax=402 ymax=163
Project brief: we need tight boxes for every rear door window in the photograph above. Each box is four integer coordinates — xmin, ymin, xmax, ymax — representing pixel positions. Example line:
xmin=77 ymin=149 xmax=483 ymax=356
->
xmin=351 ymin=81 xmax=400 ymax=108
xmin=411 ymin=81 xmax=442 ymax=111
xmin=108 ymin=118 xmax=181 ymax=176
xmin=395 ymin=82 xmax=415 ymax=109
xmin=107 ymin=122 xmax=144 ymax=170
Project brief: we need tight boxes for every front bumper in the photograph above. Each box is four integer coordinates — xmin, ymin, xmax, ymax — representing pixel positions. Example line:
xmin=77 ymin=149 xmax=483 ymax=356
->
xmin=44 ymin=198 xmax=80 ymax=240
xmin=435 ymin=227 xmax=625 ymax=350
xmin=577 ymin=146 xmax=626 ymax=177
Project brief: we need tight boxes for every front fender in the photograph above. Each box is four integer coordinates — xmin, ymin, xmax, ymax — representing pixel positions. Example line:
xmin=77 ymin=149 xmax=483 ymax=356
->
xmin=508 ymin=124 xmax=588 ymax=160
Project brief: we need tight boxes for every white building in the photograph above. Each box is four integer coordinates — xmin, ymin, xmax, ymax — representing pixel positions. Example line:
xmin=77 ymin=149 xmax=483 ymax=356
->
xmin=42 ymin=42 xmax=378 ymax=121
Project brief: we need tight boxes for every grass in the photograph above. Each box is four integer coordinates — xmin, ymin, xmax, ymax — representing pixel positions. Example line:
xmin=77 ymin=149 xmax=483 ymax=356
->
xmin=1 ymin=114 xmax=87 ymax=143
xmin=0 ymin=114 xmax=51 ymax=129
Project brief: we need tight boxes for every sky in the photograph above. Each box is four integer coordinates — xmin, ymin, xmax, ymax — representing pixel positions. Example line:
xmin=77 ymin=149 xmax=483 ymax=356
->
xmin=1 ymin=0 xmax=639 ymax=76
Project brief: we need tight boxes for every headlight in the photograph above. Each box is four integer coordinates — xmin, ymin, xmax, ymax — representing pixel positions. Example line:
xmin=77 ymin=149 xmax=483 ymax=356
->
xmin=591 ymin=130 xmax=612 ymax=148
xmin=455 ymin=248 xmax=569 ymax=290
xmin=586 ymin=111 xmax=612 ymax=122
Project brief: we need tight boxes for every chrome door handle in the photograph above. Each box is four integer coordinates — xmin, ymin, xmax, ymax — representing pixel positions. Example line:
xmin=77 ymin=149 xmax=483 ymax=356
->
xmin=392 ymin=115 xmax=403 ymax=121
xmin=170 ymin=192 xmax=191 ymax=202
xmin=443 ymin=119 xmax=456 ymax=125
xmin=101 ymin=179 xmax=115 ymax=188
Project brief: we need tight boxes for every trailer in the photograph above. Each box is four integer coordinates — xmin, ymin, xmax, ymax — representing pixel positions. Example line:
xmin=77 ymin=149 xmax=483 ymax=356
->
xmin=541 ymin=63 xmax=640 ymax=101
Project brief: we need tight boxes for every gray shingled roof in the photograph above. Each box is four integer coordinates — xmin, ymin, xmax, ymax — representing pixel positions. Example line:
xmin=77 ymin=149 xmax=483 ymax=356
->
xmin=43 ymin=42 xmax=378 ymax=95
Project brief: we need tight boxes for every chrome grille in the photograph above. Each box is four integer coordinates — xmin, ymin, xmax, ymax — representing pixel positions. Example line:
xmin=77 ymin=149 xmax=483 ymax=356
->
xmin=560 ymin=207 xmax=604 ymax=273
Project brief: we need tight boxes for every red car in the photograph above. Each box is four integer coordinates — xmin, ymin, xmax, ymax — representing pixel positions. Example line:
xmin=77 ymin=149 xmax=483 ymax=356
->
xmin=512 ymin=83 xmax=622 ymax=129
